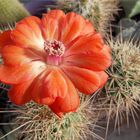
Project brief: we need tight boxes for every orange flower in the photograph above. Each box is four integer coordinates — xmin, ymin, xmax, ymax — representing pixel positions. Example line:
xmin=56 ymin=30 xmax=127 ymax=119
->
xmin=0 ymin=10 xmax=111 ymax=117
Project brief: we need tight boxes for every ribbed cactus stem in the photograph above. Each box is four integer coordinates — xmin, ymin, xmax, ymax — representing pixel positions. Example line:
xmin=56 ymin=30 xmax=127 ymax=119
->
xmin=0 ymin=0 xmax=30 ymax=26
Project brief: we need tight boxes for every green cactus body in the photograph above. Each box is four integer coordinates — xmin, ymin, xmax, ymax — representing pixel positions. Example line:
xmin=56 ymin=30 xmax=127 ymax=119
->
xmin=0 ymin=98 xmax=101 ymax=140
xmin=0 ymin=0 xmax=30 ymax=26
xmin=97 ymin=37 xmax=140 ymax=132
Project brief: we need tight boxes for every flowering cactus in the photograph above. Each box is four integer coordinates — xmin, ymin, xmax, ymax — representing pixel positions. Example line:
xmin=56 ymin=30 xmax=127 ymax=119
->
xmin=0 ymin=10 xmax=111 ymax=117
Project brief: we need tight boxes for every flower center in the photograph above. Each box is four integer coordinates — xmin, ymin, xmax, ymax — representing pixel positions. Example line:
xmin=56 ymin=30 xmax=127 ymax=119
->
xmin=44 ymin=40 xmax=65 ymax=57
xmin=44 ymin=40 xmax=65 ymax=65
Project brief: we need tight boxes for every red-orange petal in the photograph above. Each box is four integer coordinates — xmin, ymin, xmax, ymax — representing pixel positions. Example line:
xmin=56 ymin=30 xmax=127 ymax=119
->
xmin=27 ymin=69 xmax=68 ymax=105
xmin=62 ymin=66 xmax=101 ymax=94
xmin=49 ymin=74 xmax=80 ymax=117
xmin=27 ymin=68 xmax=68 ymax=105
xmin=63 ymin=48 xmax=112 ymax=71
xmin=1 ymin=45 xmax=45 ymax=67
xmin=97 ymin=71 xmax=108 ymax=88
xmin=65 ymin=33 xmax=104 ymax=56
xmin=42 ymin=9 xmax=65 ymax=21
xmin=18 ymin=15 xmax=42 ymax=38
xmin=81 ymin=19 xmax=95 ymax=35
xmin=0 ymin=30 xmax=13 ymax=52
xmin=11 ymin=16 xmax=44 ymax=50
xmin=26 ymin=71 xmax=55 ymax=105
xmin=60 ymin=12 xmax=95 ymax=44
xmin=60 ymin=12 xmax=85 ymax=44
xmin=41 ymin=10 xmax=65 ymax=40
xmin=0 ymin=61 xmax=46 ymax=84
xmin=2 ymin=45 xmax=31 ymax=66
xmin=8 ymin=79 xmax=33 ymax=105
xmin=42 ymin=10 xmax=95 ymax=44
xmin=42 ymin=69 xmax=68 ymax=98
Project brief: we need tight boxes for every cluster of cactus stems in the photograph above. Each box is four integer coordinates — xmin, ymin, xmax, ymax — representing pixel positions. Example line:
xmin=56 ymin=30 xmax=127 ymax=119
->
xmin=1 ymin=0 xmax=140 ymax=140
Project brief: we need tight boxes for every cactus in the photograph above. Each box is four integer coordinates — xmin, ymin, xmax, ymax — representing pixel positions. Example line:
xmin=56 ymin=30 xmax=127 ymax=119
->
xmin=0 ymin=0 xmax=30 ymax=27
xmin=96 ymin=37 xmax=140 ymax=138
xmin=0 ymin=96 xmax=103 ymax=140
